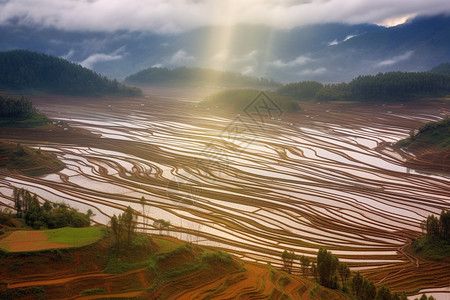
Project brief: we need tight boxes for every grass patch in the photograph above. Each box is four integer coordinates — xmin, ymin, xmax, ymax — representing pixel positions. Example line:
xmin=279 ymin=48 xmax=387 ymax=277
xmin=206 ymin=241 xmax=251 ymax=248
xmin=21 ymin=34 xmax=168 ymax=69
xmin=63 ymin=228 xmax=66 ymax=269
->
xmin=0 ymin=111 xmax=49 ymax=128
xmin=146 ymin=244 xmax=238 ymax=296
xmin=0 ymin=243 xmax=11 ymax=252
xmin=104 ymin=234 xmax=154 ymax=274
xmin=153 ymin=237 xmax=180 ymax=254
xmin=45 ymin=226 xmax=108 ymax=247
xmin=104 ymin=253 xmax=150 ymax=274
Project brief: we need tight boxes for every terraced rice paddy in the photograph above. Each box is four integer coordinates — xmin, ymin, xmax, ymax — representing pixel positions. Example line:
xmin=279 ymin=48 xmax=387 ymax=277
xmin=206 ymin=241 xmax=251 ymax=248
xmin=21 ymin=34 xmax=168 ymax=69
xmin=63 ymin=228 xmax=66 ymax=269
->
xmin=0 ymin=87 xmax=449 ymax=296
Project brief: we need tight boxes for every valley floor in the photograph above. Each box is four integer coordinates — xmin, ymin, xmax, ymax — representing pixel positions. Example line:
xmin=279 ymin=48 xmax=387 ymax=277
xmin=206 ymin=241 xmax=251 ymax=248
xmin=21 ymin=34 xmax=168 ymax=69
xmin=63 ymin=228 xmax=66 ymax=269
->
xmin=0 ymin=87 xmax=449 ymax=298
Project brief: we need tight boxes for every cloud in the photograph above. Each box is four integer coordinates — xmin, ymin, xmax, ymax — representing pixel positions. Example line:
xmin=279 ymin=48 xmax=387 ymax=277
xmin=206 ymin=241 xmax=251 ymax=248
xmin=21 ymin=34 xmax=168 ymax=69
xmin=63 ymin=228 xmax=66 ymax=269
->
xmin=270 ymin=56 xmax=311 ymax=68
xmin=328 ymin=39 xmax=339 ymax=46
xmin=343 ymin=35 xmax=356 ymax=41
xmin=298 ymin=67 xmax=327 ymax=76
xmin=80 ymin=53 xmax=123 ymax=69
xmin=79 ymin=47 xmax=126 ymax=69
xmin=241 ymin=66 xmax=254 ymax=76
xmin=1 ymin=0 xmax=450 ymax=33
xmin=168 ymin=50 xmax=195 ymax=65
xmin=377 ymin=50 xmax=414 ymax=66
xmin=61 ymin=49 xmax=75 ymax=60
xmin=328 ymin=34 xmax=357 ymax=46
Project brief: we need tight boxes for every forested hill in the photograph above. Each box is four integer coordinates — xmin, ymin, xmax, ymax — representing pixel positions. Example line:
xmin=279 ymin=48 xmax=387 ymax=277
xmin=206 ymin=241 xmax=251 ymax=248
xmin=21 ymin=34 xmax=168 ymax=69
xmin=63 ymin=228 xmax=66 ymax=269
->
xmin=0 ymin=50 xmax=142 ymax=96
xmin=398 ymin=118 xmax=450 ymax=151
xmin=277 ymin=71 xmax=450 ymax=102
xmin=429 ymin=62 xmax=450 ymax=75
xmin=124 ymin=67 xmax=281 ymax=87
xmin=0 ymin=94 xmax=49 ymax=127
xmin=396 ymin=117 xmax=450 ymax=173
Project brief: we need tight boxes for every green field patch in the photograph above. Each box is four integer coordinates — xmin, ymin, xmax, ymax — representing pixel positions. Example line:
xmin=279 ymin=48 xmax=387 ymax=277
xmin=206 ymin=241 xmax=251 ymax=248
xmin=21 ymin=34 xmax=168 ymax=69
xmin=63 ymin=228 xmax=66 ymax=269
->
xmin=45 ymin=227 xmax=108 ymax=247
xmin=153 ymin=237 xmax=180 ymax=254
xmin=0 ymin=226 xmax=107 ymax=253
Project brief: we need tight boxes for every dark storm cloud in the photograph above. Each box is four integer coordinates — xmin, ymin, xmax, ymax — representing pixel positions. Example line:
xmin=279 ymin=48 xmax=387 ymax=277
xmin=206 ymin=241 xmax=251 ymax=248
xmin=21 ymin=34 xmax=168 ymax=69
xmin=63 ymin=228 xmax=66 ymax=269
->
xmin=1 ymin=0 xmax=450 ymax=33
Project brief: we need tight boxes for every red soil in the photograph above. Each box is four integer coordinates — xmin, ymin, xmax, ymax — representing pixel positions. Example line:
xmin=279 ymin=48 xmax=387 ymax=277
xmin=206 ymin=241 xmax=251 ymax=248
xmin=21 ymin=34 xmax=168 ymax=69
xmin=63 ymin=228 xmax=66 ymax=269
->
xmin=0 ymin=235 xmax=349 ymax=300
xmin=0 ymin=230 xmax=72 ymax=252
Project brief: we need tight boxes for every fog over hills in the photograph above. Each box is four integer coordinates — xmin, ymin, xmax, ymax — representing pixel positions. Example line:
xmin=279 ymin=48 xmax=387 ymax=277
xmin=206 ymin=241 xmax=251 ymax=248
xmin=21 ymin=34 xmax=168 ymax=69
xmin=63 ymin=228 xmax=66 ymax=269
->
xmin=1 ymin=14 xmax=449 ymax=83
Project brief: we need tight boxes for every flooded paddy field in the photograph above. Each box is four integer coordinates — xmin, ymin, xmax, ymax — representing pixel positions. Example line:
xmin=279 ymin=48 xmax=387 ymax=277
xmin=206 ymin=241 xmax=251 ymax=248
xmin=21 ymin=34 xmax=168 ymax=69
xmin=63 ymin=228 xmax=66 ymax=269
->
xmin=0 ymin=87 xmax=449 ymax=296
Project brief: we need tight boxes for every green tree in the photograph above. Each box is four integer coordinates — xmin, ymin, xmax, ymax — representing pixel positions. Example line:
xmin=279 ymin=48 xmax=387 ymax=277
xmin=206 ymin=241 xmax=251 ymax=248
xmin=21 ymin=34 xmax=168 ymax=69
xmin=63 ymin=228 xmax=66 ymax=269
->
xmin=392 ymin=292 xmax=408 ymax=300
xmin=317 ymin=248 xmax=339 ymax=288
xmin=426 ymin=215 xmax=441 ymax=236
xmin=440 ymin=210 xmax=450 ymax=240
xmin=13 ymin=187 xmax=22 ymax=218
xmin=153 ymin=219 xmax=170 ymax=235
xmin=337 ymin=262 xmax=351 ymax=288
xmin=110 ymin=214 xmax=120 ymax=252
xmin=352 ymin=271 xmax=363 ymax=297
xmin=109 ymin=207 xmax=138 ymax=252
xmin=311 ymin=263 xmax=318 ymax=281
xmin=140 ymin=196 xmax=149 ymax=232
xmin=299 ymin=255 xmax=311 ymax=277
xmin=122 ymin=206 xmax=137 ymax=245
xmin=375 ymin=285 xmax=391 ymax=300
xmin=360 ymin=279 xmax=376 ymax=300
xmin=414 ymin=294 xmax=436 ymax=300
xmin=281 ymin=250 xmax=296 ymax=274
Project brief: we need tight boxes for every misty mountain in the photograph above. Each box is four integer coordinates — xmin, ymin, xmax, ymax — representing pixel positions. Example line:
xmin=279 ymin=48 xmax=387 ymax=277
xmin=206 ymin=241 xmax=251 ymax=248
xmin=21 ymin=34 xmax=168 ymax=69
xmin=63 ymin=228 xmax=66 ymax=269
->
xmin=1 ymin=14 xmax=449 ymax=83
xmin=0 ymin=50 xmax=141 ymax=96
xmin=430 ymin=62 xmax=450 ymax=74
xmin=124 ymin=67 xmax=281 ymax=87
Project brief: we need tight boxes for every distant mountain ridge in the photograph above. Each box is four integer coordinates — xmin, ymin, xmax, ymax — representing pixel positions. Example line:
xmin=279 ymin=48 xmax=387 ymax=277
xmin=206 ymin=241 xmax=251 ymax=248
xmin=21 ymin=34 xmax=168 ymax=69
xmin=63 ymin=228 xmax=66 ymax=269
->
xmin=124 ymin=67 xmax=281 ymax=87
xmin=430 ymin=62 xmax=450 ymax=74
xmin=0 ymin=50 xmax=142 ymax=96
xmin=1 ymin=14 xmax=450 ymax=83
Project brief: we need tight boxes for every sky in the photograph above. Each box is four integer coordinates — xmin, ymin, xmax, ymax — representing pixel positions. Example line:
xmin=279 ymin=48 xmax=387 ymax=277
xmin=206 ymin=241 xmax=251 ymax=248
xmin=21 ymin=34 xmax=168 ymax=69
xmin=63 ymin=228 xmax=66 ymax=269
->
xmin=1 ymin=0 xmax=450 ymax=34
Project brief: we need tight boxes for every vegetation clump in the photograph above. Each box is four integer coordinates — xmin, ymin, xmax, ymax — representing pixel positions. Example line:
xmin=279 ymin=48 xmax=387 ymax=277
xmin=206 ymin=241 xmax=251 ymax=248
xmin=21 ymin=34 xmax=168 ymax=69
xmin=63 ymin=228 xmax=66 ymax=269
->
xmin=201 ymin=89 xmax=301 ymax=112
xmin=13 ymin=187 xmax=92 ymax=229
xmin=276 ymin=71 xmax=450 ymax=102
xmin=281 ymin=250 xmax=295 ymax=274
xmin=0 ymin=94 xmax=49 ymax=127
xmin=153 ymin=219 xmax=170 ymax=235
xmin=412 ymin=210 xmax=450 ymax=259
xmin=397 ymin=117 xmax=450 ymax=150
xmin=396 ymin=117 xmax=450 ymax=172
xmin=281 ymin=247 xmax=416 ymax=299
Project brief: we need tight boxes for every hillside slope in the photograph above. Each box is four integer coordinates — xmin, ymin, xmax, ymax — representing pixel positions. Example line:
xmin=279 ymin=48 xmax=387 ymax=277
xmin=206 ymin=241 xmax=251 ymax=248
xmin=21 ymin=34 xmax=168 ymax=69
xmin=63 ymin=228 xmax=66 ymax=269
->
xmin=396 ymin=117 xmax=450 ymax=172
xmin=0 ymin=50 xmax=142 ymax=96
xmin=0 ymin=234 xmax=351 ymax=300
xmin=125 ymin=67 xmax=280 ymax=87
